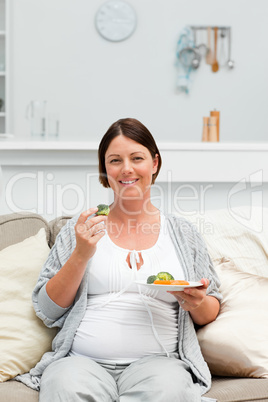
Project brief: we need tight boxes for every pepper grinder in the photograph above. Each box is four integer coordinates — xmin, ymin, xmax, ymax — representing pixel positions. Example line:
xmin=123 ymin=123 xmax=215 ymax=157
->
xmin=202 ymin=117 xmax=210 ymax=141
xmin=208 ymin=116 xmax=218 ymax=142
xmin=210 ymin=109 xmax=220 ymax=141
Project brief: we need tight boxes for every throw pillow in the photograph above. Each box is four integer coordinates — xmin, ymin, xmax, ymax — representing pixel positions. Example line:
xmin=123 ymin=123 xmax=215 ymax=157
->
xmin=197 ymin=260 xmax=268 ymax=378
xmin=179 ymin=207 xmax=268 ymax=277
xmin=0 ymin=228 xmax=57 ymax=382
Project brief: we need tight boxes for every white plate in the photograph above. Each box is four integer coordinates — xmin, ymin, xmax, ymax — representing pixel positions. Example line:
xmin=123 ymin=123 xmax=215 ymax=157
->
xmin=135 ymin=280 xmax=203 ymax=292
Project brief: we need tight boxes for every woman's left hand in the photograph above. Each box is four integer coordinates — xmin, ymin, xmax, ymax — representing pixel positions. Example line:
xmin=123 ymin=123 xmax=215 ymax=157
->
xmin=167 ymin=278 xmax=209 ymax=312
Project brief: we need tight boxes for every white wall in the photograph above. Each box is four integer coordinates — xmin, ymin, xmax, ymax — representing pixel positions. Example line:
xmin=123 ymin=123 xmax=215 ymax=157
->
xmin=9 ymin=0 xmax=268 ymax=143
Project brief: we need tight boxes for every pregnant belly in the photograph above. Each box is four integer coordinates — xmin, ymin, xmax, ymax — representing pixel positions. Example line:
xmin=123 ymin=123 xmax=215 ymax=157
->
xmin=70 ymin=294 xmax=178 ymax=363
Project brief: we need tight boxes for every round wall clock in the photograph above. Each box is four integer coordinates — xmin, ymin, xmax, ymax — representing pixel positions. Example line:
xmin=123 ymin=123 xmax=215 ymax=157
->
xmin=95 ymin=0 xmax=137 ymax=42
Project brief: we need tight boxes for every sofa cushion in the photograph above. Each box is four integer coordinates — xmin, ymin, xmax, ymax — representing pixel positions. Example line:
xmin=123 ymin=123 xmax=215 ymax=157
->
xmin=197 ymin=260 xmax=268 ymax=378
xmin=205 ymin=376 xmax=268 ymax=401
xmin=48 ymin=216 xmax=72 ymax=247
xmin=183 ymin=206 xmax=268 ymax=277
xmin=0 ymin=229 xmax=58 ymax=382
xmin=0 ymin=213 xmax=50 ymax=251
xmin=0 ymin=380 xmax=38 ymax=402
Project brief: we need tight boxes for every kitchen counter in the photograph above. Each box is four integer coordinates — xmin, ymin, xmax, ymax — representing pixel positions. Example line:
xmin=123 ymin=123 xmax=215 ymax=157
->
xmin=0 ymin=141 xmax=267 ymax=183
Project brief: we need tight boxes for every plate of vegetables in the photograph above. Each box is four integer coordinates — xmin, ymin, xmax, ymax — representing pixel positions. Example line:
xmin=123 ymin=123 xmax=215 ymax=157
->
xmin=135 ymin=272 xmax=203 ymax=291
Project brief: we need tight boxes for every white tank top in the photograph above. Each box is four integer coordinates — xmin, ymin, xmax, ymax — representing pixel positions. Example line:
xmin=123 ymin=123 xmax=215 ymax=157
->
xmin=70 ymin=213 xmax=185 ymax=364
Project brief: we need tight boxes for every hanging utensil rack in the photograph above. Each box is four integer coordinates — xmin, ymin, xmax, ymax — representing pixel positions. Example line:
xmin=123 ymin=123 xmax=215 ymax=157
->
xmin=190 ymin=26 xmax=231 ymax=31
xmin=189 ymin=26 xmax=235 ymax=70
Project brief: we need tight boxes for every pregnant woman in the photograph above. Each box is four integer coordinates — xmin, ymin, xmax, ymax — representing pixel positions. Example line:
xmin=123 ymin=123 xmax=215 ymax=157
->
xmin=18 ymin=118 xmax=221 ymax=402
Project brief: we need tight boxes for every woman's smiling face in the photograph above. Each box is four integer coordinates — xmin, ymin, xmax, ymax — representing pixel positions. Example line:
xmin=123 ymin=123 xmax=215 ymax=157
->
xmin=105 ymin=135 xmax=158 ymax=199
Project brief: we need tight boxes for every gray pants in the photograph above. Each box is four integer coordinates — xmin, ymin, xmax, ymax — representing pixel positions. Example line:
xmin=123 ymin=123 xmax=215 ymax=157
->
xmin=39 ymin=355 xmax=201 ymax=402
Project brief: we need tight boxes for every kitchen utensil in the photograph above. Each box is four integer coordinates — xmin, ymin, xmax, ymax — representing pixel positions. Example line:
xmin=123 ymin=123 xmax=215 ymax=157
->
xmin=212 ymin=27 xmax=219 ymax=72
xmin=196 ymin=43 xmax=208 ymax=57
xmin=179 ymin=27 xmax=201 ymax=69
xmin=192 ymin=50 xmax=201 ymax=68
xmin=218 ymin=28 xmax=227 ymax=66
xmin=25 ymin=100 xmax=46 ymax=137
xmin=227 ymin=28 xmax=235 ymax=69
xmin=192 ymin=27 xmax=201 ymax=68
xmin=179 ymin=46 xmax=201 ymax=69
xmin=206 ymin=27 xmax=213 ymax=65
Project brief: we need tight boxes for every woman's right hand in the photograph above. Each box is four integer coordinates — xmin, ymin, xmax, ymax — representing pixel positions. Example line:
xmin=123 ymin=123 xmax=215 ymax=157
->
xmin=73 ymin=207 xmax=107 ymax=263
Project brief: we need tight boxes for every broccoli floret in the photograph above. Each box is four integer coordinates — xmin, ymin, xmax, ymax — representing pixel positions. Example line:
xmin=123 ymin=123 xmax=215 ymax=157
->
xmin=96 ymin=204 xmax=110 ymax=216
xmin=156 ymin=272 xmax=174 ymax=281
xmin=147 ymin=275 xmax=157 ymax=284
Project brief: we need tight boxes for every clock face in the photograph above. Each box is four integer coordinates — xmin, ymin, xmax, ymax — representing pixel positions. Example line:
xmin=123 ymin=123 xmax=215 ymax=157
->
xmin=95 ymin=0 xmax=137 ymax=42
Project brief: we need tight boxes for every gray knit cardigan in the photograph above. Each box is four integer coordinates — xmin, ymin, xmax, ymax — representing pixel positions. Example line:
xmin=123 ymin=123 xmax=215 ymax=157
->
xmin=16 ymin=214 xmax=222 ymax=396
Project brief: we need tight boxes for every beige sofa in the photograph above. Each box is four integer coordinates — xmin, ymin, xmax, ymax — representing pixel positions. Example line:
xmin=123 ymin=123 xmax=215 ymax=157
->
xmin=1 ymin=212 xmax=268 ymax=402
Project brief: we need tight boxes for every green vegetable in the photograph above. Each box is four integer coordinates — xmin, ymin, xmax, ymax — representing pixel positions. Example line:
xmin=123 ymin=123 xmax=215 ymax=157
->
xmin=156 ymin=272 xmax=174 ymax=281
xmin=96 ymin=204 xmax=110 ymax=216
xmin=147 ymin=275 xmax=157 ymax=284
xmin=147 ymin=271 xmax=174 ymax=283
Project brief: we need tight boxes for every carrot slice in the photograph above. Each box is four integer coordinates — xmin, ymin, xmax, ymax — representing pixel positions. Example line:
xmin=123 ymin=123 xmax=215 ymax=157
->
xmin=170 ymin=280 xmax=189 ymax=285
xmin=153 ymin=280 xmax=190 ymax=285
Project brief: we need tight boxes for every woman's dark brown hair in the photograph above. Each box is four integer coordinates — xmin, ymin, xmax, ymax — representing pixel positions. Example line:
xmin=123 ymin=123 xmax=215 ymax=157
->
xmin=98 ymin=118 xmax=162 ymax=188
